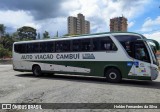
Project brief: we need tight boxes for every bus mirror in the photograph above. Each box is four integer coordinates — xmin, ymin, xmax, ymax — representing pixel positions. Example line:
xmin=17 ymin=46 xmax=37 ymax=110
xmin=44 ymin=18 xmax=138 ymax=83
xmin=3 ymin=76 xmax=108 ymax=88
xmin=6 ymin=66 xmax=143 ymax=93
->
xmin=151 ymin=39 xmax=160 ymax=51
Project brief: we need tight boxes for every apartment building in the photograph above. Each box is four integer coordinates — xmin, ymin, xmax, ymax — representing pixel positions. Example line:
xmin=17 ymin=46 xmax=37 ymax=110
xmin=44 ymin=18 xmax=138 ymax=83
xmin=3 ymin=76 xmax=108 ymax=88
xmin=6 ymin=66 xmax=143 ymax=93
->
xmin=110 ymin=16 xmax=128 ymax=32
xmin=68 ymin=13 xmax=90 ymax=35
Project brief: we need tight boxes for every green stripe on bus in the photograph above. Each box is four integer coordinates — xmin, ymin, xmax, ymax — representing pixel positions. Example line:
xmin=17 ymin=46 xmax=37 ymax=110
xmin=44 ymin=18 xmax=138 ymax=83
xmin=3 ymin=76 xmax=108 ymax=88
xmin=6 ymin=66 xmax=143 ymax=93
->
xmin=29 ymin=60 xmax=132 ymax=78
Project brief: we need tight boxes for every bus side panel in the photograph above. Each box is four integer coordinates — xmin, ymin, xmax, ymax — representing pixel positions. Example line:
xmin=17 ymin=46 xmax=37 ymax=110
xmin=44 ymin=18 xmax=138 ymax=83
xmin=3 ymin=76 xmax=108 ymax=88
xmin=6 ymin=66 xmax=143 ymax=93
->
xmin=30 ymin=60 xmax=132 ymax=78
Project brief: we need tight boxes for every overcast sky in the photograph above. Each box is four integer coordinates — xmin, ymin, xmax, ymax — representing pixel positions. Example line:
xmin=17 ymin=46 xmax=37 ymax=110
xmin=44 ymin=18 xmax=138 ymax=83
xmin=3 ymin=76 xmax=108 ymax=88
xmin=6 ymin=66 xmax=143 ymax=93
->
xmin=0 ymin=0 xmax=160 ymax=41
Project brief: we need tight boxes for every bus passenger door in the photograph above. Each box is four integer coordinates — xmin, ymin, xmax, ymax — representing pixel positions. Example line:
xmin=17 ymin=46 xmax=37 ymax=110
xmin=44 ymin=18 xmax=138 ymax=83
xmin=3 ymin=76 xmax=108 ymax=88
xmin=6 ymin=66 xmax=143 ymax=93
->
xmin=133 ymin=41 xmax=151 ymax=77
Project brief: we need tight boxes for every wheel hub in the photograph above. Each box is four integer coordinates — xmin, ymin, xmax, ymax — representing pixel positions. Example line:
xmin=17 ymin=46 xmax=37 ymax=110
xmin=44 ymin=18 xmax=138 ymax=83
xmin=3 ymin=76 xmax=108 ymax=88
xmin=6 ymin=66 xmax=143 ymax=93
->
xmin=109 ymin=72 xmax=117 ymax=79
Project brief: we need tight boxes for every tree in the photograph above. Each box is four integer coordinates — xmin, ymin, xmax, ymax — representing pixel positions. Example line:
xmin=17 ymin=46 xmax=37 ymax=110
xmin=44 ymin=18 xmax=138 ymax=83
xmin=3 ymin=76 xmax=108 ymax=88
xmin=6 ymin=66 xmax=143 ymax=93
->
xmin=0 ymin=44 xmax=10 ymax=58
xmin=17 ymin=26 xmax=37 ymax=40
xmin=43 ymin=31 xmax=50 ymax=39
xmin=63 ymin=34 xmax=77 ymax=38
xmin=0 ymin=24 xmax=5 ymax=37
xmin=12 ymin=32 xmax=18 ymax=38
xmin=0 ymin=34 xmax=14 ymax=51
xmin=63 ymin=34 xmax=70 ymax=36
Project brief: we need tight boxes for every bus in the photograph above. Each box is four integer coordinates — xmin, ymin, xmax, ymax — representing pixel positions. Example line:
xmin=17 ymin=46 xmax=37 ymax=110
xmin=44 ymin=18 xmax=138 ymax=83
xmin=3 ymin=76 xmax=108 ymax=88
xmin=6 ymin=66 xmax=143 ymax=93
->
xmin=12 ymin=32 xmax=159 ymax=83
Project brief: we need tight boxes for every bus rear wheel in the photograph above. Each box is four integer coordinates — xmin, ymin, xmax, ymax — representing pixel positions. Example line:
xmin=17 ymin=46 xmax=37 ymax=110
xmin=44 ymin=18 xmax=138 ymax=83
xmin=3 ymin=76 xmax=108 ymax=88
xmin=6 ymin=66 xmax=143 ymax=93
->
xmin=32 ymin=65 xmax=42 ymax=77
xmin=105 ymin=68 xmax=121 ymax=83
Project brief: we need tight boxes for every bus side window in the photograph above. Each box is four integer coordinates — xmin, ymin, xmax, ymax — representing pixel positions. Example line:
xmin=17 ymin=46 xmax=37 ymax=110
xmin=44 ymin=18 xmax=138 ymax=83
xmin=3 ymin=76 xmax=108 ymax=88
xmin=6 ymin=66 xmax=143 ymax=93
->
xmin=15 ymin=44 xmax=26 ymax=53
xmin=100 ymin=37 xmax=117 ymax=51
xmin=114 ymin=35 xmax=143 ymax=59
xmin=81 ymin=39 xmax=91 ymax=51
xmin=15 ymin=44 xmax=20 ymax=53
xmin=134 ymin=42 xmax=150 ymax=63
xmin=62 ymin=40 xmax=71 ymax=52
xmin=121 ymin=41 xmax=133 ymax=58
xmin=27 ymin=43 xmax=34 ymax=53
xmin=103 ymin=43 xmax=111 ymax=50
xmin=93 ymin=38 xmax=100 ymax=51
xmin=14 ymin=44 xmax=18 ymax=53
xmin=56 ymin=41 xmax=71 ymax=52
xmin=92 ymin=37 xmax=117 ymax=51
xmin=33 ymin=43 xmax=39 ymax=53
xmin=47 ymin=42 xmax=55 ymax=52
xmin=39 ymin=42 xmax=47 ymax=53
xmin=55 ymin=41 xmax=62 ymax=52
xmin=72 ymin=39 xmax=81 ymax=52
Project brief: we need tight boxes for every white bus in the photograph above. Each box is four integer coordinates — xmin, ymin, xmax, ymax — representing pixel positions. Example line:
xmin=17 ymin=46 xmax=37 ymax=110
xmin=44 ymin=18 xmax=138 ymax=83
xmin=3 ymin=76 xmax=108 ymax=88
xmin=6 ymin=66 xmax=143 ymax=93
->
xmin=13 ymin=32 xmax=159 ymax=82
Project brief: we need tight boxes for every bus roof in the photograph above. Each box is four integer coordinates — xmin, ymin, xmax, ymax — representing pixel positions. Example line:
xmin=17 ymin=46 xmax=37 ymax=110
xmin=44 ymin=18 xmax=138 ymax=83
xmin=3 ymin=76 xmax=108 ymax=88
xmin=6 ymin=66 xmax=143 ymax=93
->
xmin=14 ymin=31 xmax=142 ymax=44
xmin=67 ymin=31 xmax=141 ymax=37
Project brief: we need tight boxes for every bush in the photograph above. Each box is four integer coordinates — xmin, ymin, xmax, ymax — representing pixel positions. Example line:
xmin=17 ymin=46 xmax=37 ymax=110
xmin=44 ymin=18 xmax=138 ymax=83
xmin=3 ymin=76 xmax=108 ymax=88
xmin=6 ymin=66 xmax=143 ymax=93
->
xmin=0 ymin=44 xmax=10 ymax=58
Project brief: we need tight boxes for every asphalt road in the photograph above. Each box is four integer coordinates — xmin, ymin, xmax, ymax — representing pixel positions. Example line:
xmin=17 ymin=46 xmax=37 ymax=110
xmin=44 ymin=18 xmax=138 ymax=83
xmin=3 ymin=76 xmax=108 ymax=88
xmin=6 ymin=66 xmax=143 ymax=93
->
xmin=0 ymin=65 xmax=160 ymax=112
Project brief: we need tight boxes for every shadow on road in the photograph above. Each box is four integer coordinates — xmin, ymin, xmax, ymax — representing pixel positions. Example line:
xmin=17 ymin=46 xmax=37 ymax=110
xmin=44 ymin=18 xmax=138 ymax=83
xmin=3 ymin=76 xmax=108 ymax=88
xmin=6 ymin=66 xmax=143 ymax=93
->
xmin=15 ymin=73 xmax=160 ymax=90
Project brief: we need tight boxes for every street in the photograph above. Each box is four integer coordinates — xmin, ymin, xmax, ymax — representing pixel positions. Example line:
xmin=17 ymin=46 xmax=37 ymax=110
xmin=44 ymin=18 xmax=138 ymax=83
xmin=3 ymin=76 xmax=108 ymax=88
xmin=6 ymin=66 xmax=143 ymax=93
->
xmin=0 ymin=65 xmax=160 ymax=112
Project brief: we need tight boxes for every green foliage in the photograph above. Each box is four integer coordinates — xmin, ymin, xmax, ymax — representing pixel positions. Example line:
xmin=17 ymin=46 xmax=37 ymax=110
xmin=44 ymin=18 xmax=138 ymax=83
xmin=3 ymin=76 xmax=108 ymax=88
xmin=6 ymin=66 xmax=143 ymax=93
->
xmin=0 ymin=24 xmax=38 ymax=58
xmin=0 ymin=32 xmax=32 ymax=58
xmin=63 ymin=34 xmax=79 ymax=37
xmin=0 ymin=35 xmax=14 ymax=51
xmin=17 ymin=26 xmax=37 ymax=40
xmin=0 ymin=32 xmax=14 ymax=58
xmin=43 ymin=31 xmax=50 ymax=39
xmin=0 ymin=24 xmax=5 ymax=36
xmin=63 ymin=34 xmax=70 ymax=36
xmin=0 ymin=44 xmax=10 ymax=58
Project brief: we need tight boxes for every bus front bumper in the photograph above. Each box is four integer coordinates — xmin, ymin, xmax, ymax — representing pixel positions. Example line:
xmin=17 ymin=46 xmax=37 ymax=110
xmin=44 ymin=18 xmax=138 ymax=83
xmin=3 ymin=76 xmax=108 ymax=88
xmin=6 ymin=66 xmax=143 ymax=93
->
xmin=151 ymin=67 xmax=159 ymax=80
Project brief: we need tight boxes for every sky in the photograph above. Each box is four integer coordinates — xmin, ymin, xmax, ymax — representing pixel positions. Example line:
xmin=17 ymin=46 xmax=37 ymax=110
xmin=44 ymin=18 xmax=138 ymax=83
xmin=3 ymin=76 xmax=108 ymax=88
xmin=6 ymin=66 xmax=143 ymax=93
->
xmin=0 ymin=0 xmax=160 ymax=42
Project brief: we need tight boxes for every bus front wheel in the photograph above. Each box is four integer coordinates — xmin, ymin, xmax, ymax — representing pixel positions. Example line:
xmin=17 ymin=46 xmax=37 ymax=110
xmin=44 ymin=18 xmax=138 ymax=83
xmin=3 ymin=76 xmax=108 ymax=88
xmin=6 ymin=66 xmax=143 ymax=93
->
xmin=105 ymin=68 xmax=121 ymax=83
xmin=32 ymin=65 xmax=42 ymax=77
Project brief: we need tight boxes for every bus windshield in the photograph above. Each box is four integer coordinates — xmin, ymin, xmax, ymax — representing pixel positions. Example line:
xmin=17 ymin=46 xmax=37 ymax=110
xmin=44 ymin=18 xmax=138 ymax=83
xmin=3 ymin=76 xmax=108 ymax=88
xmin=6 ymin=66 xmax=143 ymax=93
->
xmin=140 ymin=36 xmax=159 ymax=66
xmin=114 ymin=35 xmax=159 ymax=65
xmin=113 ymin=35 xmax=140 ymax=59
xmin=147 ymin=41 xmax=159 ymax=66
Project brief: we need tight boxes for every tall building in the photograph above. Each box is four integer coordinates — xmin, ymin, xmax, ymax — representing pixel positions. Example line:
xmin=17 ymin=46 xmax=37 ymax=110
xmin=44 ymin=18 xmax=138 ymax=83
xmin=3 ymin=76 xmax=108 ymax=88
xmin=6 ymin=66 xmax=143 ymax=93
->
xmin=110 ymin=16 xmax=128 ymax=32
xmin=68 ymin=13 xmax=90 ymax=35
xmin=85 ymin=21 xmax=90 ymax=34
xmin=68 ymin=17 xmax=77 ymax=35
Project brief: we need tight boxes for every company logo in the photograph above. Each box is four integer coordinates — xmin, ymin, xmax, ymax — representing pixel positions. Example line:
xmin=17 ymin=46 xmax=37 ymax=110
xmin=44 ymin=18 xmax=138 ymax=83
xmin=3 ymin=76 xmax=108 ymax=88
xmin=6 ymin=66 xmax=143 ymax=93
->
xmin=82 ymin=53 xmax=95 ymax=59
xmin=1 ymin=104 xmax=42 ymax=110
xmin=2 ymin=104 xmax=11 ymax=109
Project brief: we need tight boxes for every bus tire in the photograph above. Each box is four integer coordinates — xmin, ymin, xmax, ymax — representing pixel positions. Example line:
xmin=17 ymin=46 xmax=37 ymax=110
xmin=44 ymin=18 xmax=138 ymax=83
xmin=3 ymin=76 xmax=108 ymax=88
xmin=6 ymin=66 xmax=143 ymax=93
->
xmin=105 ymin=68 xmax=121 ymax=83
xmin=32 ymin=65 xmax=42 ymax=77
